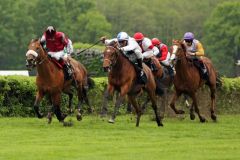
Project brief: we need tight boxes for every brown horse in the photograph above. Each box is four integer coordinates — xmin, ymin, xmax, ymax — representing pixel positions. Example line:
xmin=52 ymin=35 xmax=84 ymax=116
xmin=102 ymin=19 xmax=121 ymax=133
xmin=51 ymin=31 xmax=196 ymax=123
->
xmin=170 ymin=40 xmax=217 ymax=122
xmin=26 ymin=39 xmax=92 ymax=123
xmin=102 ymin=45 xmax=162 ymax=127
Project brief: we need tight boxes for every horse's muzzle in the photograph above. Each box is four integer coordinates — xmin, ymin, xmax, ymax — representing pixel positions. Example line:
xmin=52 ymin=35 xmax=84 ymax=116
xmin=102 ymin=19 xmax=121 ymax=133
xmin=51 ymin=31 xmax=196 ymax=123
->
xmin=103 ymin=66 xmax=110 ymax=72
xmin=26 ymin=60 xmax=35 ymax=71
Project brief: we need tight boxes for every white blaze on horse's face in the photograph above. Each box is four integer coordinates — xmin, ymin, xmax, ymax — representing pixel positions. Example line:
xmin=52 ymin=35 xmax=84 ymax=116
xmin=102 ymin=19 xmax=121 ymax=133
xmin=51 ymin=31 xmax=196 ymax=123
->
xmin=172 ymin=45 xmax=178 ymax=55
xmin=26 ymin=49 xmax=38 ymax=58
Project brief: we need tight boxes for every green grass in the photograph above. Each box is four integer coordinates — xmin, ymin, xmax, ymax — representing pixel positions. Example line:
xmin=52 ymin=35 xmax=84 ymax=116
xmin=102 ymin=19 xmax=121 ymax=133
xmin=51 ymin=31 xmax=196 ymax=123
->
xmin=0 ymin=115 xmax=240 ymax=160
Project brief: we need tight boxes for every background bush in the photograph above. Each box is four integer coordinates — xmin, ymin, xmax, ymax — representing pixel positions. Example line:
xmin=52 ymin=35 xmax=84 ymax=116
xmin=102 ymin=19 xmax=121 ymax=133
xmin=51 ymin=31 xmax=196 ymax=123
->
xmin=0 ymin=76 xmax=240 ymax=117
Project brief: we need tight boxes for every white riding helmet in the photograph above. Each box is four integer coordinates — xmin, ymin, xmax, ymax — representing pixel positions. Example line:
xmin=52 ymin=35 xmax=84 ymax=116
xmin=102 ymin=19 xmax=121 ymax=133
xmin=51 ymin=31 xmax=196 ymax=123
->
xmin=117 ymin=32 xmax=129 ymax=41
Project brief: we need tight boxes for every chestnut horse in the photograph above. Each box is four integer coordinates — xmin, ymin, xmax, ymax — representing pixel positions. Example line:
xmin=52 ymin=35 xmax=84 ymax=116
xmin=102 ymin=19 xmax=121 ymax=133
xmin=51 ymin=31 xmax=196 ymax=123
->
xmin=26 ymin=39 xmax=92 ymax=123
xmin=102 ymin=45 xmax=162 ymax=127
xmin=170 ymin=40 xmax=217 ymax=122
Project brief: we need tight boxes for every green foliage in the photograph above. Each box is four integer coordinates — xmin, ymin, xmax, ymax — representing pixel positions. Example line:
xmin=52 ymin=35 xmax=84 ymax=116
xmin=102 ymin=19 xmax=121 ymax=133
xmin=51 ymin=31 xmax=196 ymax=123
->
xmin=203 ymin=2 xmax=240 ymax=76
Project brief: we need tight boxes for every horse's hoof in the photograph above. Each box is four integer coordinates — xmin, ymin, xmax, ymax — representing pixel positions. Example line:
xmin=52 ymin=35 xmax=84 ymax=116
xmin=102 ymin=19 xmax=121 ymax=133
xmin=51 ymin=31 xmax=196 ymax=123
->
xmin=200 ymin=117 xmax=206 ymax=123
xmin=47 ymin=117 xmax=52 ymax=124
xmin=108 ymin=118 xmax=115 ymax=123
xmin=76 ymin=114 xmax=82 ymax=121
xmin=158 ymin=123 xmax=164 ymax=127
xmin=177 ymin=110 xmax=185 ymax=114
xmin=190 ymin=114 xmax=195 ymax=120
xmin=211 ymin=114 xmax=217 ymax=122
xmin=37 ymin=113 xmax=44 ymax=119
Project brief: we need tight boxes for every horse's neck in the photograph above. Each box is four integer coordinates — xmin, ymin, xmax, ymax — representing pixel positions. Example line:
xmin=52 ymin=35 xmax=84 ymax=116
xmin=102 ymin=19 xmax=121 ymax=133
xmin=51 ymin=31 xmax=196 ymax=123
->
xmin=110 ymin=54 xmax=132 ymax=78
xmin=36 ymin=55 xmax=57 ymax=81
xmin=175 ymin=56 xmax=191 ymax=80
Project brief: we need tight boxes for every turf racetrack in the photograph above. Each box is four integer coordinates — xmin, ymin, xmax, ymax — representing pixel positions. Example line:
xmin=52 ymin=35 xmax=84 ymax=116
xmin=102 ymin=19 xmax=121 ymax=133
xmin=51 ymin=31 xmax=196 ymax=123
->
xmin=0 ymin=115 xmax=239 ymax=160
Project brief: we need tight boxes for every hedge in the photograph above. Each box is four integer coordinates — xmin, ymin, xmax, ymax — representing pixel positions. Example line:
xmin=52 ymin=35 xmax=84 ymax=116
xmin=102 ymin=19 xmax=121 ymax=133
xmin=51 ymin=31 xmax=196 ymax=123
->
xmin=0 ymin=76 xmax=240 ymax=117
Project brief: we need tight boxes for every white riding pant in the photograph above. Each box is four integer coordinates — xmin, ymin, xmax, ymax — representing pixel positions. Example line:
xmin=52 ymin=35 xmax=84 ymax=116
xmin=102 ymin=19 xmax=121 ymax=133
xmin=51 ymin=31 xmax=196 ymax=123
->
xmin=160 ymin=52 xmax=171 ymax=66
xmin=48 ymin=50 xmax=67 ymax=60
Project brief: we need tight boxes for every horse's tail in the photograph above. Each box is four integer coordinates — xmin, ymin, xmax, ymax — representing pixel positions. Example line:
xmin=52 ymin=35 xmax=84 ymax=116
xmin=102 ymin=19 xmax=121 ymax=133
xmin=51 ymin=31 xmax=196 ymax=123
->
xmin=87 ymin=75 xmax=95 ymax=89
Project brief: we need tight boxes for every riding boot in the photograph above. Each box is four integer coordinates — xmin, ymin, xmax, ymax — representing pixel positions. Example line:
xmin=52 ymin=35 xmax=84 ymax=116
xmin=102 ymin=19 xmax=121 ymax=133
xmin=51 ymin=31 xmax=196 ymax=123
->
xmin=136 ymin=58 xmax=147 ymax=84
xmin=59 ymin=58 xmax=72 ymax=80
xmin=199 ymin=61 xmax=208 ymax=81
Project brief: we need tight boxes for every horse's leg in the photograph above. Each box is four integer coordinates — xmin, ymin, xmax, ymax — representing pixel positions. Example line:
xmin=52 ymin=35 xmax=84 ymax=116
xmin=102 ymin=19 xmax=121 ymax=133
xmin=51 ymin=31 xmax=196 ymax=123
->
xmin=109 ymin=84 xmax=128 ymax=123
xmin=76 ymin=86 xmax=84 ymax=121
xmin=148 ymin=91 xmax=163 ymax=127
xmin=46 ymin=94 xmax=54 ymax=124
xmin=100 ymin=89 xmax=110 ymax=117
xmin=189 ymin=102 xmax=195 ymax=120
xmin=34 ymin=91 xmax=45 ymax=118
xmin=170 ymin=91 xmax=185 ymax=114
xmin=108 ymin=95 xmax=124 ymax=123
xmin=52 ymin=93 xmax=67 ymax=122
xmin=128 ymin=95 xmax=142 ymax=127
xmin=82 ymin=87 xmax=94 ymax=114
xmin=183 ymin=94 xmax=190 ymax=108
xmin=209 ymin=86 xmax=217 ymax=121
xmin=141 ymin=97 xmax=150 ymax=113
xmin=191 ymin=93 xmax=206 ymax=123
xmin=126 ymin=101 xmax=132 ymax=113
xmin=67 ymin=92 xmax=74 ymax=114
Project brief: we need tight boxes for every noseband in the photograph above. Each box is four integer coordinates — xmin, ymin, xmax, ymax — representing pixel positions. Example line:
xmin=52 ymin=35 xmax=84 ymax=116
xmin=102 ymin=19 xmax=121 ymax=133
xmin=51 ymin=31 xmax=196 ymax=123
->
xmin=103 ymin=46 xmax=120 ymax=68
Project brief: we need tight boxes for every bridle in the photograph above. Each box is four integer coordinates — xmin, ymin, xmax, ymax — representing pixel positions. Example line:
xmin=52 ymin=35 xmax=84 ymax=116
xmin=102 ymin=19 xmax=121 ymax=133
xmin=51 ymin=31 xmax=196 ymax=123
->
xmin=26 ymin=41 xmax=48 ymax=69
xmin=103 ymin=45 xmax=120 ymax=69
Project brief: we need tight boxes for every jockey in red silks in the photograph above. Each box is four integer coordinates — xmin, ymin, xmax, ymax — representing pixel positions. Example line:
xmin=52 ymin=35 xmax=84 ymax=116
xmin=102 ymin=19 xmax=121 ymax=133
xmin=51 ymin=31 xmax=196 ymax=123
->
xmin=40 ymin=26 xmax=72 ymax=80
xmin=151 ymin=38 xmax=174 ymax=78
xmin=133 ymin=32 xmax=160 ymax=72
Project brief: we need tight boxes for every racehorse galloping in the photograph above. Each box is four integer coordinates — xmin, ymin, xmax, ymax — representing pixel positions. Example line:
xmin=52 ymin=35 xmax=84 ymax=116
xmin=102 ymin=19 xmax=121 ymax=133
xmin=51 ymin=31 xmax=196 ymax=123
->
xmin=26 ymin=39 xmax=92 ymax=123
xmin=170 ymin=40 xmax=217 ymax=122
xmin=102 ymin=45 xmax=162 ymax=127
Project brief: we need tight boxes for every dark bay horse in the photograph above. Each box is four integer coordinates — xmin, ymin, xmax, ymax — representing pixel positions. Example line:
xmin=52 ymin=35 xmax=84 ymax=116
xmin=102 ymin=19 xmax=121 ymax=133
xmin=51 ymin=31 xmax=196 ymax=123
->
xmin=102 ymin=45 xmax=162 ymax=127
xmin=26 ymin=39 xmax=92 ymax=123
xmin=170 ymin=40 xmax=217 ymax=122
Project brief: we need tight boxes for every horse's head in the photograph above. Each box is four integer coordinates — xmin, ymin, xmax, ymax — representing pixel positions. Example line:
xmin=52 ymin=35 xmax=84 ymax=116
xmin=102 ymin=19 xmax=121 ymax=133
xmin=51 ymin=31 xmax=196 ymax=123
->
xmin=171 ymin=39 xmax=187 ymax=63
xmin=102 ymin=42 xmax=120 ymax=72
xmin=25 ymin=39 xmax=46 ymax=70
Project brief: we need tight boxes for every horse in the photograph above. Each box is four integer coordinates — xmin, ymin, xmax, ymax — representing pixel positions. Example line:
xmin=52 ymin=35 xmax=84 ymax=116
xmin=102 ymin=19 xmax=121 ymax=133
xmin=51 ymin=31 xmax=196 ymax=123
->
xmin=102 ymin=44 xmax=163 ymax=127
xmin=169 ymin=40 xmax=217 ymax=122
xmin=25 ymin=39 xmax=93 ymax=123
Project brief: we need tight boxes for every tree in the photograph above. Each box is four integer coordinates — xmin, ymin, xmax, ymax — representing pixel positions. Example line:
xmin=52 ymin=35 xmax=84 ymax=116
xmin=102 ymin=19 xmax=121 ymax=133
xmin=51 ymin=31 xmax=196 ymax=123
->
xmin=203 ymin=2 xmax=240 ymax=76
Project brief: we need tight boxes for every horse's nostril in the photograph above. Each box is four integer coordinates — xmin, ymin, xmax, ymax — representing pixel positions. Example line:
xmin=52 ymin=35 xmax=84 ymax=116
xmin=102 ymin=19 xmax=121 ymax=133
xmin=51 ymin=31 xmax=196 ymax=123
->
xmin=103 ymin=67 xmax=109 ymax=72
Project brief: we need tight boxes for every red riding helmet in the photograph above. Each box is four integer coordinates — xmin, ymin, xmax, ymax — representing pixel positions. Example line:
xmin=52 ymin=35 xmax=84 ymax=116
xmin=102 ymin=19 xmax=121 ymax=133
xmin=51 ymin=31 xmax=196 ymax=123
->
xmin=151 ymin=38 xmax=161 ymax=46
xmin=46 ymin=26 xmax=56 ymax=37
xmin=134 ymin=32 xmax=144 ymax=41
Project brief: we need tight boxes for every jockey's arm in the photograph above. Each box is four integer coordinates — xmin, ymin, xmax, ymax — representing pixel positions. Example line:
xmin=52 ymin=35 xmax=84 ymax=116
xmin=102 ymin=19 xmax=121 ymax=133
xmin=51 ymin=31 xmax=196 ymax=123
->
xmin=40 ymin=35 xmax=48 ymax=51
xmin=121 ymin=39 xmax=137 ymax=52
xmin=142 ymin=50 xmax=154 ymax=59
xmin=195 ymin=42 xmax=205 ymax=56
xmin=61 ymin=33 xmax=68 ymax=46
xmin=104 ymin=38 xmax=117 ymax=45
xmin=159 ymin=46 xmax=168 ymax=61
xmin=152 ymin=46 xmax=159 ymax=56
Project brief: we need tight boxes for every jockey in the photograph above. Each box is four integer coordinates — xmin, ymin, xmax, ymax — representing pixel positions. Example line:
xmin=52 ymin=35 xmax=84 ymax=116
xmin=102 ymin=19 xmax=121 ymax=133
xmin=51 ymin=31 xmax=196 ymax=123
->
xmin=133 ymin=32 xmax=159 ymax=72
xmin=100 ymin=32 xmax=147 ymax=84
xmin=40 ymin=26 xmax=72 ymax=80
xmin=183 ymin=32 xmax=208 ymax=80
xmin=151 ymin=38 xmax=174 ymax=78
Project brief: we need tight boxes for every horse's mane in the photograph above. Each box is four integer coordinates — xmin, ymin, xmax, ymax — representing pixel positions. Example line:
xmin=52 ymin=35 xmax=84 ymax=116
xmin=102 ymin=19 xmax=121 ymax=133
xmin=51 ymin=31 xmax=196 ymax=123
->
xmin=31 ymin=38 xmax=40 ymax=43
